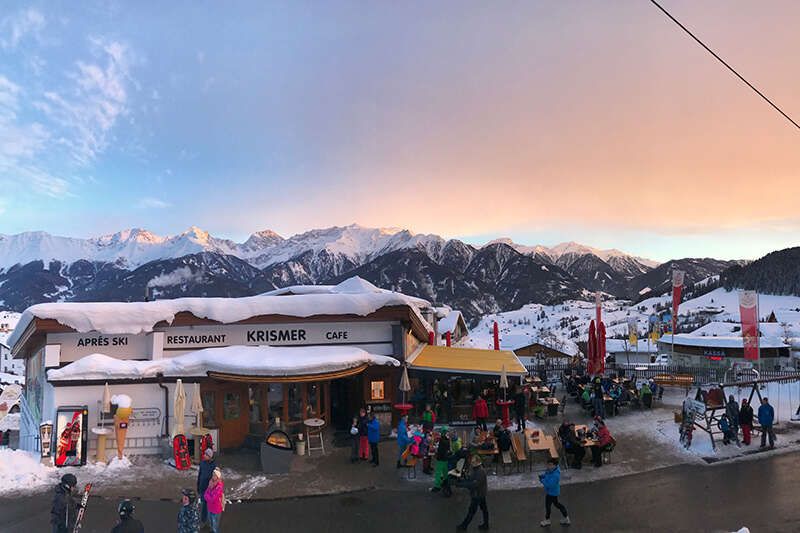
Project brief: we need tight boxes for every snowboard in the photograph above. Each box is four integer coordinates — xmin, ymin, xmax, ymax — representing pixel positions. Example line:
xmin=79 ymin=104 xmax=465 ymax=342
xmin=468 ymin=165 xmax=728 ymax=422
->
xmin=73 ymin=483 xmax=92 ymax=532
xmin=173 ymin=434 xmax=191 ymax=470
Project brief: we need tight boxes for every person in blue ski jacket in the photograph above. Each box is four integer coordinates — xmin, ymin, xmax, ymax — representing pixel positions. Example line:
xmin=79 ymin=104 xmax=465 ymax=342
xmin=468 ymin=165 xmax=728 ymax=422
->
xmin=368 ymin=412 xmax=381 ymax=466
xmin=396 ymin=415 xmax=412 ymax=468
xmin=758 ymin=397 xmax=776 ymax=449
xmin=538 ymin=458 xmax=570 ymax=527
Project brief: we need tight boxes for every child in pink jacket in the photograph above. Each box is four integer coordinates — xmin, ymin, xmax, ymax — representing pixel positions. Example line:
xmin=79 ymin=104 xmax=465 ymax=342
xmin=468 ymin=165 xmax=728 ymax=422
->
xmin=203 ymin=468 xmax=224 ymax=533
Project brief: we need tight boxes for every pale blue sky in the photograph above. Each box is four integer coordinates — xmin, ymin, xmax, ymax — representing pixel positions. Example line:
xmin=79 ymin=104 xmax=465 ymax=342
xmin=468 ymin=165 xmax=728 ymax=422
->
xmin=1 ymin=1 xmax=798 ymax=261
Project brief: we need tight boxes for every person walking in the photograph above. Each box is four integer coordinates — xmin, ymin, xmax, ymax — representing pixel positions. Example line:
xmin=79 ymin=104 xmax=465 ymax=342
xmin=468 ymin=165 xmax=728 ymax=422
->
xmin=358 ymin=408 xmax=370 ymax=461
xmin=725 ymin=395 xmax=741 ymax=445
xmin=111 ymin=500 xmax=144 ymax=533
xmin=592 ymin=378 xmax=605 ymax=418
xmin=177 ymin=488 xmax=200 ymax=533
xmin=472 ymin=395 xmax=489 ymax=432
xmin=430 ymin=426 xmax=451 ymax=493
xmin=397 ymin=414 xmax=412 ymax=468
xmin=197 ymin=447 xmax=217 ymax=526
xmin=456 ymin=455 xmax=489 ymax=531
xmin=739 ymin=398 xmax=754 ymax=445
xmin=368 ymin=412 xmax=381 ymax=467
xmin=51 ymin=473 xmax=80 ymax=533
xmin=349 ymin=417 xmax=360 ymax=463
xmin=640 ymin=381 xmax=653 ymax=409
xmin=758 ymin=397 xmax=776 ymax=449
xmin=539 ymin=458 xmax=570 ymax=527
xmin=203 ymin=468 xmax=225 ymax=533
xmin=513 ymin=387 xmax=527 ymax=432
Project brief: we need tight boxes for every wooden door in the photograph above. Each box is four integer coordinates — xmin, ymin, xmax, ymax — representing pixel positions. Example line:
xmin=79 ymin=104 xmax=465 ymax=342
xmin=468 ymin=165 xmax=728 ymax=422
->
xmin=202 ymin=380 xmax=250 ymax=449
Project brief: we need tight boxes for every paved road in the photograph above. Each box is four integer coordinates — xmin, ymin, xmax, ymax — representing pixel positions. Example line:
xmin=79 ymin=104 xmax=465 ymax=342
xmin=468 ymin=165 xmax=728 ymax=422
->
xmin=2 ymin=451 xmax=798 ymax=533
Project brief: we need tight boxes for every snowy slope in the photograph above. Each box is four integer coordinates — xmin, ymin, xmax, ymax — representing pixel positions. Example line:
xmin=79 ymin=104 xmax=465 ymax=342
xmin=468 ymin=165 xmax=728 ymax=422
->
xmin=461 ymin=287 xmax=800 ymax=356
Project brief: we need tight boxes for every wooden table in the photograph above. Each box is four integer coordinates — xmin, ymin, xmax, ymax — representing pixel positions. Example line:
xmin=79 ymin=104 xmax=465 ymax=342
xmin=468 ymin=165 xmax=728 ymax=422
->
xmin=573 ymin=425 xmax=599 ymax=450
xmin=537 ymin=397 xmax=560 ymax=416
xmin=524 ymin=429 xmax=558 ymax=461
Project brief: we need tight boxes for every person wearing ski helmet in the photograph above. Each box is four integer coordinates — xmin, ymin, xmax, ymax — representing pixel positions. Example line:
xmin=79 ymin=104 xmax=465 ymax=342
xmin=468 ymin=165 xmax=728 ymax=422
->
xmin=51 ymin=473 xmax=81 ymax=533
xmin=111 ymin=499 xmax=144 ymax=533
xmin=178 ymin=488 xmax=200 ymax=533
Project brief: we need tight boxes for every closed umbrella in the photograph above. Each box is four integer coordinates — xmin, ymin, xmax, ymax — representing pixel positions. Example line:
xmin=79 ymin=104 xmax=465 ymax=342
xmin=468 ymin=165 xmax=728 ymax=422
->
xmin=499 ymin=364 xmax=509 ymax=400
xmin=399 ymin=365 xmax=411 ymax=404
xmin=191 ymin=382 xmax=204 ymax=429
xmin=102 ymin=383 xmax=111 ymax=413
xmin=173 ymin=379 xmax=186 ymax=439
xmin=588 ymin=320 xmax=597 ymax=375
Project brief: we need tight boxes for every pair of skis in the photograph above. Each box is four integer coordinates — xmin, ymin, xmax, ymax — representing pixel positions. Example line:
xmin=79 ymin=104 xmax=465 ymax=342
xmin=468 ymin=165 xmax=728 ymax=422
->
xmin=73 ymin=483 xmax=92 ymax=532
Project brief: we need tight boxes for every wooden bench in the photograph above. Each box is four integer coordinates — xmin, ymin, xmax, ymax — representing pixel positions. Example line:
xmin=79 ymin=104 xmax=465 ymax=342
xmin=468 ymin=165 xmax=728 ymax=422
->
xmin=511 ymin=432 xmax=528 ymax=472
xmin=654 ymin=374 xmax=694 ymax=389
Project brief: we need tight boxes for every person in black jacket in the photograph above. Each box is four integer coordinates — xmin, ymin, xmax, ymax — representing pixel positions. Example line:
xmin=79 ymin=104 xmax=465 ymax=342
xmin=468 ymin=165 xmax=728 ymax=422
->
xmin=51 ymin=473 xmax=80 ymax=533
xmin=110 ymin=500 xmax=144 ymax=533
xmin=197 ymin=447 xmax=217 ymax=526
xmin=513 ymin=387 xmax=527 ymax=432
xmin=559 ymin=422 xmax=585 ymax=469
xmin=456 ymin=455 xmax=489 ymax=530
xmin=739 ymin=399 xmax=754 ymax=445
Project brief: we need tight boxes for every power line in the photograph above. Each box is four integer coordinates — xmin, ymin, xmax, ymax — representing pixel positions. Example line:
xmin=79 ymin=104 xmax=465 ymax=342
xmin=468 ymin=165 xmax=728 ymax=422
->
xmin=649 ymin=0 xmax=800 ymax=132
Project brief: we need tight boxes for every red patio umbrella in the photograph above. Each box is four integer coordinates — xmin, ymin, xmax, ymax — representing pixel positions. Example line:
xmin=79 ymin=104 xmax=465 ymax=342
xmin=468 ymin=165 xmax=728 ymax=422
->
xmin=588 ymin=320 xmax=597 ymax=375
xmin=597 ymin=321 xmax=607 ymax=375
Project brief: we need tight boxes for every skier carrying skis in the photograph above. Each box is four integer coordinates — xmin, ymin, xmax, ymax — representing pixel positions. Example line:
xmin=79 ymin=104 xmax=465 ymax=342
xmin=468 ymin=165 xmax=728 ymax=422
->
xmin=111 ymin=499 xmax=144 ymax=533
xmin=51 ymin=473 xmax=81 ymax=533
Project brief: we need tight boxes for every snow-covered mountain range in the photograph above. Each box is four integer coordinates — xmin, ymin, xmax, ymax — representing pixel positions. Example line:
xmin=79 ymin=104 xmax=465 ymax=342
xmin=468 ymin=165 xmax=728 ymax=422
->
xmin=1 ymin=225 xmax=656 ymax=272
xmin=0 ymin=224 xmax=745 ymax=323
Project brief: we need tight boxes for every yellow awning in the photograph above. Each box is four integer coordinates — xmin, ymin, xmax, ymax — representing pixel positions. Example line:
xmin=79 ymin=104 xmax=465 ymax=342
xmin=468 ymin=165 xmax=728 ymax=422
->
xmin=409 ymin=345 xmax=528 ymax=376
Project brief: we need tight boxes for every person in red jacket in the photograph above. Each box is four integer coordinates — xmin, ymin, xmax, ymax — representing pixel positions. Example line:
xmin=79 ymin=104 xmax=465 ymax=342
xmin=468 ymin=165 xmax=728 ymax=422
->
xmin=590 ymin=417 xmax=615 ymax=467
xmin=473 ymin=395 xmax=489 ymax=431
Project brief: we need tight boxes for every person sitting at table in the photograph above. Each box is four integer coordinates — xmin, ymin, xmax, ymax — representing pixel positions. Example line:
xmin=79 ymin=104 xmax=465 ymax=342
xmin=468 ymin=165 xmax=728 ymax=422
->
xmin=640 ymin=382 xmax=653 ymax=409
xmin=492 ymin=419 xmax=504 ymax=441
xmin=471 ymin=426 xmax=484 ymax=447
xmin=590 ymin=418 xmax=615 ymax=467
xmin=580 ymin=387 xmax=591 ymax=407
xmin=558 ymin=422 xmax=585 ymax=469
xmin=497 ymin=426 xmax=512 ymax=454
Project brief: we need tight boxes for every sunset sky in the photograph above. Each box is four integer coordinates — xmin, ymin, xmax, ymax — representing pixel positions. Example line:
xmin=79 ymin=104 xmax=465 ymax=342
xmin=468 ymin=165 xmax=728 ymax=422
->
xmin=1 ymin=1 xmax=798 ymax=261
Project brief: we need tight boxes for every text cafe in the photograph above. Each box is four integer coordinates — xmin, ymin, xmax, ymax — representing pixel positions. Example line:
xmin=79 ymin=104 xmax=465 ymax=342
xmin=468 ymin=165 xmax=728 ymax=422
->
xmin=8 ymin=278 xmax=437 ymax=457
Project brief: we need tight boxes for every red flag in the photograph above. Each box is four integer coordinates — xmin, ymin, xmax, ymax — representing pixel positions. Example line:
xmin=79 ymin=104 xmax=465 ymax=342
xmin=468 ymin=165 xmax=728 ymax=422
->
xmin=588 ymin=320 xmax=597 ymax=374
xmin=597 ymin=321 xmax=606 ymax=375
xmin=739 ymin=291 xmax=759 ymax=361
xmin=671 ymin=270 xmax=685 ymax=334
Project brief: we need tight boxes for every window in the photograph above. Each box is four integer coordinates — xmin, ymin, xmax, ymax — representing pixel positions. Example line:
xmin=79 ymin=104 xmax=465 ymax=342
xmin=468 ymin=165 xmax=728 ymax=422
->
xmin=267 ymin=384 xmax=283 ymax=423
xmin=370 ymin=380 xmax=385 ymax=401
xmin=223 ymin=392 xmax=241 ymax=420
xmin=287 ymin=383 xmax=302 ymax=421
xmin=201 ymin=391 xmax=217 ymax=427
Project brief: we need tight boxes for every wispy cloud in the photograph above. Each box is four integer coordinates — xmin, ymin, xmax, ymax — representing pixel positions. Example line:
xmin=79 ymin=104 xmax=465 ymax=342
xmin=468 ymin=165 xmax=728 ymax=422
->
xmin=135 ymin=197 xmax=171 ymax=209
xmin=0 ymin=8 xmax=45 ymax=49
xmin=36 ymin=36 xmax=133 ymax=165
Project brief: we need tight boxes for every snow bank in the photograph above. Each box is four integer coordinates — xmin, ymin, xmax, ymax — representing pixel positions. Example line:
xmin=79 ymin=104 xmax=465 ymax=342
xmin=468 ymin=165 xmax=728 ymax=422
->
xmin=48 ymin=345 xmax=400 ymax=381
xmin=0 ymin=449 xmax=53 ymax=494
xmin=8 ymin=276 xmax=432 ymax=348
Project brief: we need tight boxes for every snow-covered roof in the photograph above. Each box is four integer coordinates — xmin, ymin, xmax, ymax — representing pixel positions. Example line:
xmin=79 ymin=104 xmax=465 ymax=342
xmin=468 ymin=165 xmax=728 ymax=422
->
xmin=9 ymin=276 xmax=432 ymax=350
xmin=0 ymin=412 xmax=20 ymax=432
xmin=0 ymin=372 xmax=24 ymax=386
xmin=437 ymin=310 xmax=465 ymax=336
xmin=658 ymin=334 xmax=788 ymax=350
xmin=47 ymin=345 xmax=399 ymax=382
